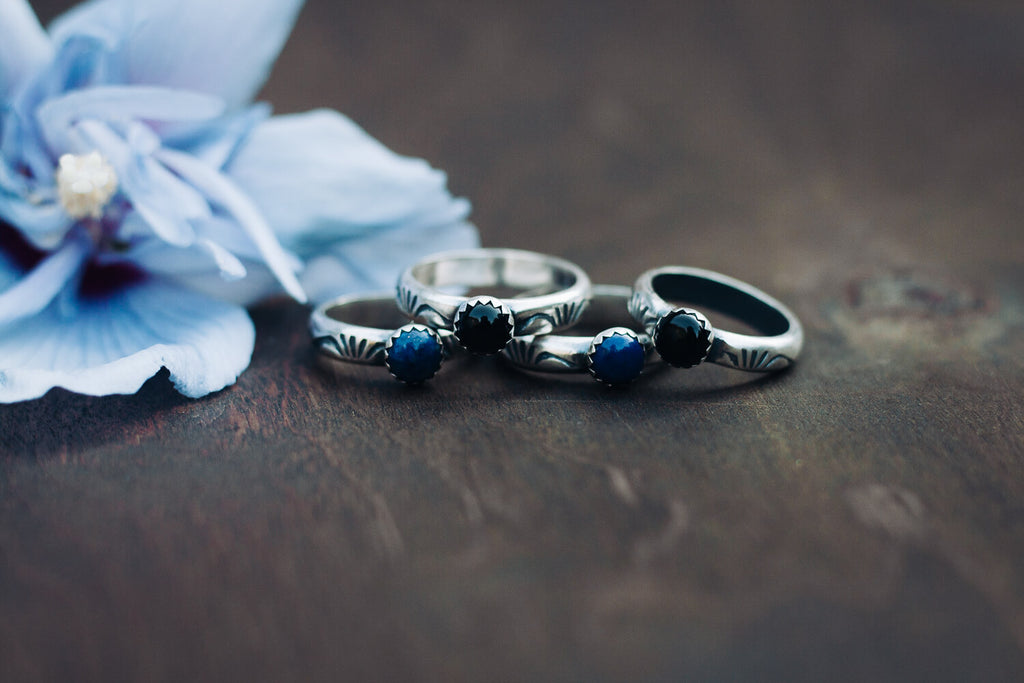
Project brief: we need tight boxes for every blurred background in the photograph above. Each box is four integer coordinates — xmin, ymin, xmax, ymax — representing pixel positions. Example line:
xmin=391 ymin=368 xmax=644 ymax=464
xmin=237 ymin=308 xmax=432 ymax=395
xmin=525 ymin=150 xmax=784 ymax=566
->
xmin=266 ymin=0 xmax=1024 ymax=283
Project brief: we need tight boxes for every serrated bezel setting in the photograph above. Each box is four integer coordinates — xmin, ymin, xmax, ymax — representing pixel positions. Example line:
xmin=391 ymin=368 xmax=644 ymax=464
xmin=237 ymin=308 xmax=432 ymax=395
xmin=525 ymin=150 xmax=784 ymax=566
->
xmin=453 ymin=297 xmax=516 ymax=355
xmin=384 ymin=324 xmax=446 ymax=384
xmin=585 ymin=327 xmax=647 ymax=386
xmin=653 ymin=308 xmax=714 ymax=368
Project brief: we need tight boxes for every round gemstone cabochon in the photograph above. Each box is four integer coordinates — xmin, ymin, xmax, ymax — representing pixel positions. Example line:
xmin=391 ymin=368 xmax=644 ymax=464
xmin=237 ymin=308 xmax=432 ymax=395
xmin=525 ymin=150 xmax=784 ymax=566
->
xmin=589 ymin=331 xmax=646 ymax=385
xmin=455 ymin=300 xmax=514 ymax=355
xmin=655 ymin=310 xmax=711 ymax=368
xmin=386 ymin=327 xmax=444 ymax=383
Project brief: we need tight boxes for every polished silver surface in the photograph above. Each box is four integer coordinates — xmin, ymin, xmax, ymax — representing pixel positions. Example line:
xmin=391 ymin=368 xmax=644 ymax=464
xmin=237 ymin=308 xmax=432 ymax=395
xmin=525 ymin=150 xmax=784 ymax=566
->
xmin=396 ymin=248 xmax=592 ymax=352
xmin=310 ymin=291 xmax=456 ymax=383
xmin=502 ymin=285 xmax=661 ymax=385
xmin=630 ymin=266 xmax=804 ymax=372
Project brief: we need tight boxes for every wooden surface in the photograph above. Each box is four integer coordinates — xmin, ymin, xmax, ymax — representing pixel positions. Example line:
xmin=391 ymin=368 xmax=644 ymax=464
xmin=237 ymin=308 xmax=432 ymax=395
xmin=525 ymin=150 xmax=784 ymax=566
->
xmin=3 ymin=1 xmax=1024 ymax=680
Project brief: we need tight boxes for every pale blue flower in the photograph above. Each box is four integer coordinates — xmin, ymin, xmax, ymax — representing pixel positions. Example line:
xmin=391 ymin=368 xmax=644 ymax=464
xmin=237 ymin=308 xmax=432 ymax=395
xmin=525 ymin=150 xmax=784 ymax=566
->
xmin=0 ymin=0 xmax=478 ymax=401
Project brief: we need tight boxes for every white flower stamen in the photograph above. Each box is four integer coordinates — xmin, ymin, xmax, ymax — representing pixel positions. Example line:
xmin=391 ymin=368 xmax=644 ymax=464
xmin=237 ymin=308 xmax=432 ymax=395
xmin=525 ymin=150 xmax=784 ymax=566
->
xmin=55 ymin=152 xmax=118 ymax=220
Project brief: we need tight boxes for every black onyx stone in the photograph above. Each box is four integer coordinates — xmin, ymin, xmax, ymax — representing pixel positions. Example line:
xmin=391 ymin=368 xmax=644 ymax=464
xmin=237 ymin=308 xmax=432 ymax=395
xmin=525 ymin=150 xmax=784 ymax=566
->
xmin=455 ymin=301 xmax=514 ymax=355
xmin=654 ymin=310 xmax=711 ymax=368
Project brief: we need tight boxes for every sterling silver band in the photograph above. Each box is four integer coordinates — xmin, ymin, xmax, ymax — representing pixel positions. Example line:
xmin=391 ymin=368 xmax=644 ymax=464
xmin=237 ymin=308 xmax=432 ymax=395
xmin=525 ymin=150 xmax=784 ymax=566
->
xmin=310 ymin=291 xmax=458 ymax=383
xmin=629 ymin=267 xmax=803 ymax=372
xmin=502 ymin=285 xmax=661 ymax=385
xmin=396 ymin=248 xmax=592 ymax=355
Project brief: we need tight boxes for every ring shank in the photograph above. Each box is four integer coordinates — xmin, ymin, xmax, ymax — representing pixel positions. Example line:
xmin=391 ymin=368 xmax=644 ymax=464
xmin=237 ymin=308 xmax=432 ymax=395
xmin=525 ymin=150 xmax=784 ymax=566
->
xmin=398 ymin=248 xmax=592 ymax=336
xmin=311 ymin=292 xmax=456 ymax=365
xmin=651 ymin=273 xmax=790 ymax=336
xmin=632 ymin=267 xmax=803 ymax=372
xmin=411 ymin=255 xmax=577 ymax=292
xmin=502 ymin=285 xmax=659 ymax=376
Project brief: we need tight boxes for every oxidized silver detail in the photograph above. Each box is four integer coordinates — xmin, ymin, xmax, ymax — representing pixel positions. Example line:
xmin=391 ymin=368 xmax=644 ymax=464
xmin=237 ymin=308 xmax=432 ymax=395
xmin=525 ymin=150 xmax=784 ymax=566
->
xmin=310 ymin=291 xmax=457 ymax=383
xmin=396 ymin=248 xmax=592 ymax=351
xmin=631 ymin=266 xmax=804 ymax=372
xmin=501 ymin=285 xmax=661 ymax=384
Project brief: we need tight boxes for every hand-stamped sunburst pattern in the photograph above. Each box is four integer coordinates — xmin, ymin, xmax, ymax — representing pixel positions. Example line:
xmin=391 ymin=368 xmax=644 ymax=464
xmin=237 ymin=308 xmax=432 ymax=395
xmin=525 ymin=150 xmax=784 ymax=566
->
xmin=628 ymin=291 xmax=659 ymax=332
xmin=517 ymin=298 xmax=588 ymax=335
xmin=397 ymin=287 xmax=451 ymax=328
xmin=552 ymin=299 xmax=588 ymax=328
xmin=317 ymin=334 xmax=385 ymax=364
xmin=720 ymin=347 xmax=793 ymax=372
xmin=503 ymin=338 xmax=577 ymax=370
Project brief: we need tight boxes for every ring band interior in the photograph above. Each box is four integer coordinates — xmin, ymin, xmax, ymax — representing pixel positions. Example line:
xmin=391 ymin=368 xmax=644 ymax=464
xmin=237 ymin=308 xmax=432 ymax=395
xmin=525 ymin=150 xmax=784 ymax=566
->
xmin=325 ymin=299 xmax=411 ymax=329
xmin=652 ymin=273 xmax=790 ymax=336
xmin=412 ymin=256 xmax=577 ymax=291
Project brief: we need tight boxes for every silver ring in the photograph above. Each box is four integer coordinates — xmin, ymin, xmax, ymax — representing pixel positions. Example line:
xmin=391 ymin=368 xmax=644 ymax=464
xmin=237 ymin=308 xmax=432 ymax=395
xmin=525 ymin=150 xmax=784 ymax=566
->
xmin=310 ymin=291 xmax=458 ymax=384
xmin=629 ymin=266 xmax=803 ymax=372
xmin=501 ymin=285 xmax=662 ymax=385
xmin=397 ymin=248 xmax=592 ymax=355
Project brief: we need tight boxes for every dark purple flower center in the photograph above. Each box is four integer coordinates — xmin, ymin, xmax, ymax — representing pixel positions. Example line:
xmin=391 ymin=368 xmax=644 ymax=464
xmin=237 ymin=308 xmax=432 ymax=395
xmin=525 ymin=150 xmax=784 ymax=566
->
xmin=0 ymin=220 xmax=45 ymax=271
xmin=0 ymin=220 xmax=146 ymax=301
xmin=79 ymin=261 xmax=147 ymax=300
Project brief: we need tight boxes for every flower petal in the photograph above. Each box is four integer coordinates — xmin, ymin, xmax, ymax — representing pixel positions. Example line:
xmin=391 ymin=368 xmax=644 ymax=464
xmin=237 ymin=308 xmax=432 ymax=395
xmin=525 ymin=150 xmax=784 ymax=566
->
xmin=157 ymin=147 xmax=306 ymax=302
xmin=0 ymin=236 xmax=23 ymax=291
xmin=229 ymin=109 xmax=473 ymax=252
xmin=0 ymin=278 xmax=254 ymax=402
xmin=160 ymin=103 xmax=271 ymax=168
xmin=51 ymin=0 xmax=305 ymax=108
xmin=0 ymin=232 xmax=89 ymax=325
xmin=36 ymin=85 xmax=226 ymax=153
xmin=301 ymin=218 xmax=480 ymax=305
xmin=121 ymin=212 xmax=302 ymax=307
xmin=0 ymin=0 xmax=53 ymax=97
xmin=125 ymin=237 xmax=246 ymax=281
xmin=47 ymin=0 xmax=126 ymax=50
xmin=0 ymin=189 xmax=70 ymax=250
xmin=138 ymin=214 xmax=299 ymax=306
xmin=196 ymin=239 xmax=246 ymax=280
xmin=0 ymin=34 xmax=115 ymax=190
xmin=73 ymin=119 xmax=201 ymax=246
xmin=162 ymin=260 xmax=282 ymax=308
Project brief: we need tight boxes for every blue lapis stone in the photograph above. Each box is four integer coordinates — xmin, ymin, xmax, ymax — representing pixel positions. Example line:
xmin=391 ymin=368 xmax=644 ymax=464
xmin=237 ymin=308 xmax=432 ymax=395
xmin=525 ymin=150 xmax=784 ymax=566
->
xmin=589 ymin=332 xmax=645 ymax=385
xmin=386 ymin=328 xmax=444 ymax=384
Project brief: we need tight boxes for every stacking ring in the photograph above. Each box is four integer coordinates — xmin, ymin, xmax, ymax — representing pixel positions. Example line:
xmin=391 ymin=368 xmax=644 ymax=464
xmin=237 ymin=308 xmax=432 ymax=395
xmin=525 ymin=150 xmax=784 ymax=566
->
xmin=501 ymin=285 xmax=661 ymax=385
xmin=629 ymin=266 xmax=803 ymax=372
xmin=310 ymin=292 xmax=458 ymax=384
xmin=397 ymin=248 xmax=592 ymax=355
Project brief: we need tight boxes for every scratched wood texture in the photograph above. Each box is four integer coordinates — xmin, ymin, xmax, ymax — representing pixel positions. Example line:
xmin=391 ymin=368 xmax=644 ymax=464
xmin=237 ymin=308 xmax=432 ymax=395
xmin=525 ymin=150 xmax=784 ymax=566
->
xmin=3 ymin=1 xmax=1024 ymax=681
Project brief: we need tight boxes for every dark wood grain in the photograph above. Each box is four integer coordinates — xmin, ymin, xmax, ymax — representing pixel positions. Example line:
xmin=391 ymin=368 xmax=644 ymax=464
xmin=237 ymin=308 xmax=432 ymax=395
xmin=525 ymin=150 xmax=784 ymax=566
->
xmin=3 ymin=1 xmax=1024 ymax=681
